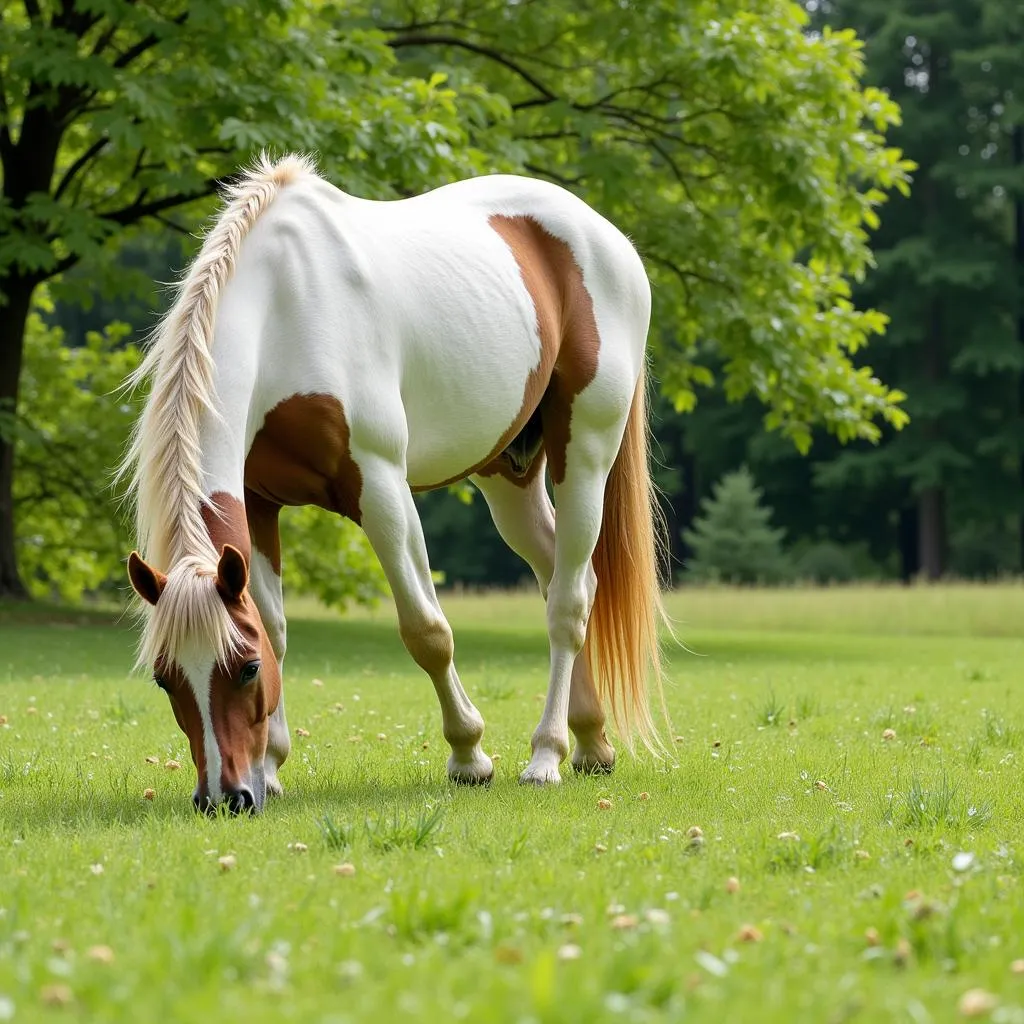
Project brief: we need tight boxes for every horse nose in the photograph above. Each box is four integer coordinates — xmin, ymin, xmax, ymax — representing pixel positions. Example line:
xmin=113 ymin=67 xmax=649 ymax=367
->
xmin=225 ymin=786 xmax=255 ymax=814
xmin=192 ymin=785 xmax=255 ymax=815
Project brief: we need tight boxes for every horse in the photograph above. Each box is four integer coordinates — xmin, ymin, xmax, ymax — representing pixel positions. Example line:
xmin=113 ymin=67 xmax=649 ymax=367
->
xmin=121 ymin=153 xmax=667 ymax=813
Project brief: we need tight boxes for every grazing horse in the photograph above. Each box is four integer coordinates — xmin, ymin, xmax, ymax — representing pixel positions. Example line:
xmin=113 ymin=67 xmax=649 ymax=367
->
xmin=122 ymin=154 xmax=666 ymax=813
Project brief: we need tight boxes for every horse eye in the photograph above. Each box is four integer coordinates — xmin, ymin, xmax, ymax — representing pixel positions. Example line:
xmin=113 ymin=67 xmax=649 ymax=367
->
xmin=239 ymin=661 xmax=260 ymax=685
xmin=153 ymin=675 xmax=169 ymax=692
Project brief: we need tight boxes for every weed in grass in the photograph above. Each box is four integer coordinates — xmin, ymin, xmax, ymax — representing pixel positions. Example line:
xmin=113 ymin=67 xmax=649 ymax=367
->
xmin=389 ymin=884 xmax=477 ymax=942
xmin=795 ymin=692 xmax=822 ymax=720
xmin=882 ymin=774 xmax=993 ymax=832
xmin=364 ymin=803 xmax=446 ymax=852
xmin=982 ymin=710 xmax=1023 ymax=748
xmin=753 ymin=686 xmax=785 ymax=727
xmin=317 ymin=812 xmax=353 ymax=851
xmin=766 ymin=823 xmax=853 ymax=873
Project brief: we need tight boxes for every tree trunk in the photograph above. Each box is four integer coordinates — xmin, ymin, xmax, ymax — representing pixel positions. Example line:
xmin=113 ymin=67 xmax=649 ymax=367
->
xmin=897 ymin=505 xmax=919 ymax=582
xmin=0 ymin=275 xmax=35 ymax=598
xmin=917 ymin=486 xmax=946 ymax=581
xmin=1014 ymin=125 xmax=1024 ymax=572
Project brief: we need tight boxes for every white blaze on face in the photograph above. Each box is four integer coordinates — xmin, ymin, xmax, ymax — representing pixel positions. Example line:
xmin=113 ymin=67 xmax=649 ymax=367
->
xmin=178 ymin=646 xmax=222 ymax=803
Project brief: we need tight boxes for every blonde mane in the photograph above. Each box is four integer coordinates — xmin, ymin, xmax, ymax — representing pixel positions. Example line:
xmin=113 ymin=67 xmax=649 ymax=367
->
xmin=120 ymin=152 xmax=317 ymax=666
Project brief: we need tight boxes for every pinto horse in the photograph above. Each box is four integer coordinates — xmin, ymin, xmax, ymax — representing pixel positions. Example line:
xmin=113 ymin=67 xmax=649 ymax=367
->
xmin=122 ymin=154 xmax=666 ymax=813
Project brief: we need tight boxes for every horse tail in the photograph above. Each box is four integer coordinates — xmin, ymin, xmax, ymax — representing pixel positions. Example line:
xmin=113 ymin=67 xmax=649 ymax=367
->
xmin=584 ymin=360 xmax=670 ymax=752
xmin=120 ymin=153 xmax=316 ymax=570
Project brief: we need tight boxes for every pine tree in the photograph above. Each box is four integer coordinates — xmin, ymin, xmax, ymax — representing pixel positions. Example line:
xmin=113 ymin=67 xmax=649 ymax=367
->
xmin=683 ymin=468 xmax=789 ymax=584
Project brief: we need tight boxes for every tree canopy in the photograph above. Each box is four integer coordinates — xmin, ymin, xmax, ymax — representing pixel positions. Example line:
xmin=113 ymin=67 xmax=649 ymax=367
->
xmin=1 ymin=0 xmax=915 ymax=598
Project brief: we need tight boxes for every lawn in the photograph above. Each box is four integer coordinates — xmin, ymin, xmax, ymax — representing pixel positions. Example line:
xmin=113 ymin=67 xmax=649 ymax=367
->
xmin=1 ymin=584 xmax=1024 ymax=1023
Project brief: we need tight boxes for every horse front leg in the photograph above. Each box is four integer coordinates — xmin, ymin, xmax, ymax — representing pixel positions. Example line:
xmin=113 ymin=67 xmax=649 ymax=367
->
xmin=246 ymin=490 xmax=290 ymax=796
xmin=356 ymin=458 xmax=493 ymax=784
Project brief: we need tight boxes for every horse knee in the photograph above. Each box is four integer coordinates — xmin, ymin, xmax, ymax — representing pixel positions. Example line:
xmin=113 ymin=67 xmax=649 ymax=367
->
xmin=547 ymin=580 xmax=591 ymax=655
xmin=400 ymin=617 xmax=454 ymax=678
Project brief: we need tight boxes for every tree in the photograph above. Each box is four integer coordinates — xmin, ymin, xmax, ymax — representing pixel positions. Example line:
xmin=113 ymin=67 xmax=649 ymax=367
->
xmin=3 ymin=0 xmax=915 ymax=598
xmin=683 ymin=467 xmax=789 ymax=584
xmin=812 ymin=0 xmax=1022 ymax=579
xmin=0 ymin=0 xmax=507 ymax=596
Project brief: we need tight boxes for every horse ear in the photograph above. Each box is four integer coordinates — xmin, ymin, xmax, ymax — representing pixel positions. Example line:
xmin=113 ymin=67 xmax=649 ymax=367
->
xmin=216 ymin=544 xmax=248 ymax=602
xmin=128 ymin=552 xmax=167 ymax=606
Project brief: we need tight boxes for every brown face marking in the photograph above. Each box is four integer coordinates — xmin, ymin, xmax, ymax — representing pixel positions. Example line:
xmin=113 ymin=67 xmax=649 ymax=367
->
xmin=484 ymin=214 xmax=600 ymax=486
xmin=245 ymin=394 xmax=363 ymax=524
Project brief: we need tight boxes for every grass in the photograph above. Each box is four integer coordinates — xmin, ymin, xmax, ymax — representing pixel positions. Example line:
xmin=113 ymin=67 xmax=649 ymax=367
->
xmin=1 ymin=584 xmax=1024 ymax=1022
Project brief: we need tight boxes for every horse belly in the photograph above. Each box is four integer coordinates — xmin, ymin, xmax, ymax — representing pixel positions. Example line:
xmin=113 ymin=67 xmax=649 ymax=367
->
xmin=401 ymin=312 xmax=542 ymax=490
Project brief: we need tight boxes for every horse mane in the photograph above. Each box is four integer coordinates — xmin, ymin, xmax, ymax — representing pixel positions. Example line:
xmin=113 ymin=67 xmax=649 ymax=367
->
xmin=119 ymin=152 xmax=316 ymax=666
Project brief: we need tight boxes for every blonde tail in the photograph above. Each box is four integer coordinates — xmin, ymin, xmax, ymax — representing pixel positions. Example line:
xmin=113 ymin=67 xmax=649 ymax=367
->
xmin=584 ymin=362 xmax=670 ymax=751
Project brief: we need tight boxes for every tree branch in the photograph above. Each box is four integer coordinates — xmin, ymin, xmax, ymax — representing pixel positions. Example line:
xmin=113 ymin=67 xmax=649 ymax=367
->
xmin=53 ymin=137 xmax=110 ymax=200
xmin=387 ymin=33 xmax=557 ymax=103
xmin=99 ymin=181 xmax=219 ymax=226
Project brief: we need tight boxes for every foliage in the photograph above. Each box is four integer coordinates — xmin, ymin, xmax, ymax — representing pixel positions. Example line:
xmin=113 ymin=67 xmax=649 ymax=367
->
xmin=9 ymin=297 xmax=138 ymax=600
xmin=10 ymin=303 xmax=384 ymax=608
xmin=1 ymin=587 xmax=1023 ymax=1020
xmin=280 ymin=506 xmax=388 ymax=612
xmin=376 ymin=0 xmax=913 ymax=449
xmin=683 ymin=466 xmax=790 ymax=583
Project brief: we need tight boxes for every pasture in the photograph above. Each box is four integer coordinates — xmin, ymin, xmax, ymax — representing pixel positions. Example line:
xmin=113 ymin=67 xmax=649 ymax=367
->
xmin=1 ymin=584 xmax=1023 ymax=1022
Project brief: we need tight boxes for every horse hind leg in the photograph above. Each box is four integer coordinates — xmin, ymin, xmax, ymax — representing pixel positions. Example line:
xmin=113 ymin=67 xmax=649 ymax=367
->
xmin=357 ymin=454 xmax=492 ymax=784
xmin=473 ymin=462 xmax=615 ymax=774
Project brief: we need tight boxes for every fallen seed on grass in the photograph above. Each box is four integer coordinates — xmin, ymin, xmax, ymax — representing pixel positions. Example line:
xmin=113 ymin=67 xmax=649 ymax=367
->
xmin=959 ymin=990 xmax=998 ymax=1018
xmin=882 ymin=728 xmax=897 ymax=741
xmin=726 ymin=877 xmax=740 ymax=894
xmin=712 ymin=740 xmax=721 ymax=748
xmin=777 ymin=832 xmax=800 ymax=842
xmin=491 ymin=754 xmax=501 ymax=762
xmin=904 ymin=705 xmax=917 ymax=714
xmin=40 ymin=985 xmax=73 ymax=1007
xmin=611 ymin=915 xmax=638 ymax=930
xmin=494 ymin=945 xmax=523 ymax=964
xmin=815 ymin=780 xmax=829 ymax=791
xmin=89 ymin=864 xmax=103 ymax=876
xmin=645 ymin=909 xmax=670 ymax=926
xmin=295 ymin=728 xmax=310 ymax=738
xmin=421 ymin=741 xmax=429 ymax=750
xmin=904 ymin=838 xmax=915 ymax=848
xmin=377 ymin=733 xmax=387 ymax=742
xmin=164 ymin=759 xmax=181 ymax=771
xmin=594 ymin=843 xmax=608 ymax=854
xmin=560 ymin=913 xmax=582 ymax=927
xmin=558 ymin=943 xmax=582 ymax=961
xmin=143 ymin=788 xmax=155 ymax=801
xmin=904 ymin=890 xmax=922 ymax=903
xmin=86 ymin=946 xmax=114 ymax=964
xmin=52 ymin=939 xmax=71 ymax=954
xmin=865 ymin=928 xmax=881 ymax=947
xmin=638 ymin=792 xmax=650 ymax=801
xmin=1010 ymin=959 xmax=1024 ymax=974
xmin=218 ymin=855 xmax=237 ymax=872
xmin=597 ymin=798 xmax=612 ymax=810
xmin=26 ymin=707 xmax=37 ymax=715
xmin=737 ymin=924 xmax=763 ymax=943
xmin=334 ymin=863 xmax=356 ymax=877
xmin=144 ymin=756 xmax=159 ymax=765
xmin=311 ymin=678 xmax=324 ymax=687
xmin=289 ymin=843 xmax=308 ymax=854
xmin=854 ymin=850 xmax=871 ymax=861
xmin=0 ymin=715 xmax=7 ymax=725
xmin=673 ymin=736 xmax=685 ymax=744
xmin=893 ymin=938 xmax=912 ymax=967
xmin=686 ymin=826 xmax=703 ymax=839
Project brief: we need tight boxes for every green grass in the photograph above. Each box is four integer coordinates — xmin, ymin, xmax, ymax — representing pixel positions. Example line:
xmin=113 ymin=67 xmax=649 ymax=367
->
xmin=2 ymin=584 xmax=1024 ymax=1022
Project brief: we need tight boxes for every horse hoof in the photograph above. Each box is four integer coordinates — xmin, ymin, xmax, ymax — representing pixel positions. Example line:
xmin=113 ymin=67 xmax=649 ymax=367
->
xmin=447 ymin=752 xmax=493 ymax=786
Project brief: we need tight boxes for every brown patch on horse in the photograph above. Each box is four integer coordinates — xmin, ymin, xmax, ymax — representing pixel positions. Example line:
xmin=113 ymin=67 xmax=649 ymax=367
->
xmin=245 ymin=489 xmax=282 ymax=575
xmin=245 ymin=394 xmax=363 ymax=524
xmin=486 ymin=214 xmax=600 ymax=486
